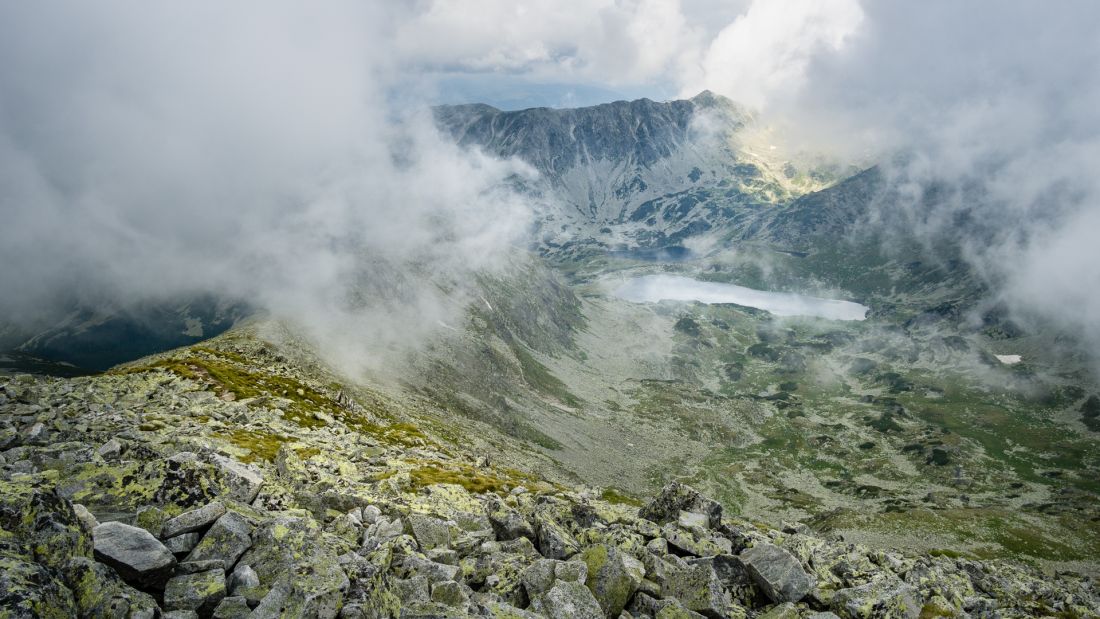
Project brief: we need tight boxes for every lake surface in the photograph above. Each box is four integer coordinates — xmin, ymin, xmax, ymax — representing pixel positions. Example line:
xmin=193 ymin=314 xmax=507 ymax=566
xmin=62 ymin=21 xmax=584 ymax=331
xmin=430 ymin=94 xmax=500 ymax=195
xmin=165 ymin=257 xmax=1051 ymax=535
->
xmin=612 ymin=274 xmax=869 ymax=321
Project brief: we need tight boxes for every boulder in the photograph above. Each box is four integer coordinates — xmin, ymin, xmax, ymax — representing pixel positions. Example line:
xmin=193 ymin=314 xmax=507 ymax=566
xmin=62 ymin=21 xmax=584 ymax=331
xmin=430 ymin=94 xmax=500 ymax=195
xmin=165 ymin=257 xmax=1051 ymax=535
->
xmin=831 ymin=576 xmax=920 ymax=619
xmin=406 ymin=513 xmax=453 ymax=550
xmin=739 ymin=543 xmax=812 ymax=604
xmin=212 ymin=595 xmax=252 ymax=619
xmin=522 ymin=558 xmax=589 ymax=598
xmin=534 ymin=512 xmax=580 ymax=560
xmin=640 ymin=483 xmax=723 ymax=529
xmin=530 ymin=580 xmax=605 ymax=619
xmin=228 ymin=563 xmax=263 ymax=606
xmin=430 ymin=580 xmax=470 ymax=607
xmin=487 ymin=497 xmax=536 ymax=541
xmin=162 ymin=501 xmax=227 ymax=539
xmin=164 ymin=568 xmax=227 ymax=616
xmin=71 ymin=503 xmax=100 ymax=531
xmin=185 ymin=511 xmax=253 ymax=569
xmin=236 ymin=516 xmax=348 ymax=618
xmin=580 ymin=544 xmax=645 ymax=617
xmin=62 ymin=556 xmax=160 ymax=618
xmin=664 ymin=560 xmax=735 ymax=619
xmin=92 ymin=521 xmax=176 ymax=589
xmin=165 ymin=532 xmax=202 ymax=555
xmin=210 ymin=455 xmax=264 ymax=503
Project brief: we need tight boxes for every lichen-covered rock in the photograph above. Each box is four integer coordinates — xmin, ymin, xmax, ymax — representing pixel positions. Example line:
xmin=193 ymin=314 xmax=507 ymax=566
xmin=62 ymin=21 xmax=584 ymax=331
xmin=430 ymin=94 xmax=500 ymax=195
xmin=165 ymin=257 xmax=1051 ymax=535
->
xmin=663 ymin=560 xmax=736 ymax=619
xmin=522 ymin=558 xmax=589 ymax=598
xmin=534 ymin=512 xmax=580 ymax=560
xmin=165 ymin=568 xmax=227 ymax=616
xmin=165 ymin=531 xmax=202 ymax=555
xmin=210 ymin=455 xmax=264 ymax=503
xmin=739 ymin=543 xmax=812 ymax=604
xmin=406 ymin=512 xmax=454 ymax=550
xmin=487 ymin=498 xmax=538 ymax=542
xmin=529 ymin=580 xmax=604 ymax=619
xmin=185 ymin=510 xmax=253 ymax=569
xmin=830 ymin=575 xmax=920 ymax=619
xmin=431 ymin=579 xmax=470 ymax=607
xmin=62 ymin=556 xmax=160 ymax=618
xmin=211 ymin=595 xmax=252 ymax=618
xmin=162 ymin=501 xmax=227 ymax=539
xmin=0 ymin=478 xmax=92 ymax=571
xmin=0 ymin=552 xmax=77 ymax=618
xmin=640 ymin=483 xmax=723 ymax=530
xmin=663 ymin=524 xmax=732 ymax=558
xmin=92 ymin=521 xmax=177 ymax=589
xmin=236 ymin=515 xmax=348 ymax=618
xmin=580 ymin=544 xmax=645 ymax=617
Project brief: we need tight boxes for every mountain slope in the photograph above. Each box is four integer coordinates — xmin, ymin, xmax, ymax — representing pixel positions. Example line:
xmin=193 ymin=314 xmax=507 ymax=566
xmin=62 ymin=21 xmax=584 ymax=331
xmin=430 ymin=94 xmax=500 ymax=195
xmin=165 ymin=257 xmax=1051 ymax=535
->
xmin=435 ymin=92 xmax=842 ymax=255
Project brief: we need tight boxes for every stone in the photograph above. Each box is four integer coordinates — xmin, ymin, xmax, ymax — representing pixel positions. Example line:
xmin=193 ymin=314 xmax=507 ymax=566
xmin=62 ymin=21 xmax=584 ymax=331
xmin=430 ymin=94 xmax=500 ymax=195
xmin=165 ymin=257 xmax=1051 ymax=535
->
xmin=165 ymin=532 xmax=202 ymax=555
xmin=664 ymin=561 xmax=734 ymax=619
xmin=162 ymin=501 xmax=227 ymax=538
xmin=71 ymin=502 xmax=99 ymax=531
xmin=580 ymin=544 xmax=645 ymax=617
xmin=630 ymin=592 xmax=710 ymax=619
xmin=185 ymin=510 xmax=253 ymax=570
xmin=640 ymin=483 xmax=723 ymax=529
xmin=164 ymin=568 xmax=227 ymax=616
xmin=739 ymin=543 xmax=813 ymax=604
xmin=96 ymin=438 xmax=122 ymax=459
xmin=664 ymin=524 xmax=732 ymax=557
xmin=392 ymin=576 xmax=431 ymax=604
xmin=487 ymin=497 xmax=536 ymax=541
xmin=678 ymin=511 xmax=710 ymax=530
xmin=400 ymin=555 xmax=461 ymax=583
xmin=361 ymin=505 xmax=382 ymax=524
xmin=134 ymin=505 xmax=169 ymax=538
xmin=687 ymin=555 xmax=761 ymax=606
xmin=831 ymin=576 xmax=920 ymax=619
xmin=62 ymin=556 xmax=161 ymax=618
xmin=530 ymin=580 xmax=605 ymax=619
xmin=534 ymin=512 xmax=580 ymax=560
xmin=431 ymin=580 xmax=470 ymax=607
xmin=177 ymin=559 xmax=226 ymax=574
xmin=212 ymin=595 xmax=253 ymax=618
xmin=236 ymin=516 xmax=349 ymax=618
xmin=163 ymin=612 xmax=199 ymax=619
xmin=210 ymin=455 xmax=264 ymax=503
xmin=406 ymin=513 xmax=453 ymax=550
xmin=228 ymin=563 xmax=263 ymax=606
xmin=758 ymin=602 xmax=800 ymax=619
xmin=92 ymin=521 xmax=177 ymax=589
xmin=522 ymin=558 xmax=590 ymax=598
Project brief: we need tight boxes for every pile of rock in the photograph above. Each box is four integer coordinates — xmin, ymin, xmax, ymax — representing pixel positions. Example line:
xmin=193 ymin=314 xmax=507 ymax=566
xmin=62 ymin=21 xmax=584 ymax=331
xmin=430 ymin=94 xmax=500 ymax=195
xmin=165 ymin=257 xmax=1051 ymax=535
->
xmin=2 ymin=370 xmax=1098 ymax=618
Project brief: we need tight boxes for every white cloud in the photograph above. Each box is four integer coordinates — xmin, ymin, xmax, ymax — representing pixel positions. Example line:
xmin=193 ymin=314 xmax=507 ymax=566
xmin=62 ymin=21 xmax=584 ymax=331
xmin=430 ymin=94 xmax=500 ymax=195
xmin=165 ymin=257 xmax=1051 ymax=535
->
xmin=684 ymin=0 xmax=864 ymax=108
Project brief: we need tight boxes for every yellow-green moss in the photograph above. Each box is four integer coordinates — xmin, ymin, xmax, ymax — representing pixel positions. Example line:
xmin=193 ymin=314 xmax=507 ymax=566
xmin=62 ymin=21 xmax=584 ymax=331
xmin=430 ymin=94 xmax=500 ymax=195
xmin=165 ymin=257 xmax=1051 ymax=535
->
xmin=600 ymin=487 xmax=642 ymax=506
xmin=409 ymin=464 xmax=510 ymax=494
xmin=216 ymin=429 xmax=288 ymax=463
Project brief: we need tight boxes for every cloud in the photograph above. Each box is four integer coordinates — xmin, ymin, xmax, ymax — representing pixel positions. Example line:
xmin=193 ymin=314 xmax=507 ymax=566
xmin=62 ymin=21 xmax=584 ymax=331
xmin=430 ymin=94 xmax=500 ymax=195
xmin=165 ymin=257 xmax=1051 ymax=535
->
xmin=3 ymin=0 xmax=1098 ymax=368
xmin=0 ymin=2 xmax=532 ymax=371
xmin=684 ymin=0 xmax=864 ymax=108
xmin=772 ymin=1 xmax=1100 ymax=361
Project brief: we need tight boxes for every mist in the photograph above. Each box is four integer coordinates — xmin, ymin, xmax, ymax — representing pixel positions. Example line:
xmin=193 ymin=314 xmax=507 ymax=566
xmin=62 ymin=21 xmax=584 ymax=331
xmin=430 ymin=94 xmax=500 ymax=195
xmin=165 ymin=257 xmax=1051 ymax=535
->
xmin=693 ymin=1 xmax=1100 ymax=361
xmin=0 ymin=3 xmax=533 ymax=372
xmin=3 ymin=1 xmax=1099 ymax=371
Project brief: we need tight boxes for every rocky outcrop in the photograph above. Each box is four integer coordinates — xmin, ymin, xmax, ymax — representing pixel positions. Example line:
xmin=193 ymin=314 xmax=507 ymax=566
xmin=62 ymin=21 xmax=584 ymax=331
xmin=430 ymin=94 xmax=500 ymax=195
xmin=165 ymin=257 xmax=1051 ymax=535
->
xmin=2 ymin=357 xmax=1098 ymax=619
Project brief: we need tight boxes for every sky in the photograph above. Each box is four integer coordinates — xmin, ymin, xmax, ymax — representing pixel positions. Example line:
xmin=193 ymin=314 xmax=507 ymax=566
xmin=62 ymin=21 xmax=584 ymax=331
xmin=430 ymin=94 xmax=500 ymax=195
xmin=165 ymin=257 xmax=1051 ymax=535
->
xmin=1 ymin=1 xmax=1099 ymax=365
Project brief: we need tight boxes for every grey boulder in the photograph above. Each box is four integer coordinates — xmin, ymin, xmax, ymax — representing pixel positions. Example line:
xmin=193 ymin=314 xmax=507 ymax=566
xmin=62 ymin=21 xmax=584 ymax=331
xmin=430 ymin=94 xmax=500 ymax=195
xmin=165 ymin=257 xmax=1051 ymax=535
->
xmin=92 ymin=521 xmax=177 ymax=589
xmin=739 ymin=543 xmax=813 ymax=604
